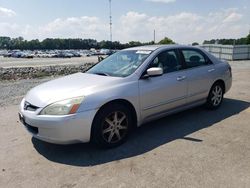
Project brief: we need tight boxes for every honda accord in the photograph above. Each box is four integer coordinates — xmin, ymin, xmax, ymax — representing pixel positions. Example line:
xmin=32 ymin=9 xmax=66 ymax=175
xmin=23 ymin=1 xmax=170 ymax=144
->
xmin=19 ymin=45 xmax=232 ymax=148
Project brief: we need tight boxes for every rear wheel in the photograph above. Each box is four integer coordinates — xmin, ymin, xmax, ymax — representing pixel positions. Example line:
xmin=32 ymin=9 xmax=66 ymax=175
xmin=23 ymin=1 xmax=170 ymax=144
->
xmin=206 ymin=83 xmax=224 ymax=110
xmin=91 ymin=103 xmax=132 ymax=148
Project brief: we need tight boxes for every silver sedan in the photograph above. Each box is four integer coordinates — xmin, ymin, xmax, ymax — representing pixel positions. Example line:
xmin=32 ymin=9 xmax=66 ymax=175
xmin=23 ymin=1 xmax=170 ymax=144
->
xmin=19 ymin=45 xmax=232 ymax=148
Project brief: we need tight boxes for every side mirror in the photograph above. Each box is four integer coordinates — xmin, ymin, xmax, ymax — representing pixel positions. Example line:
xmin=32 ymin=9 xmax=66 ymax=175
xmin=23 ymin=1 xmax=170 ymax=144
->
xmin=141 ymin=67 xmax=163 ymax=79
xmin=147 ymin=67 xmax=163 ymax=77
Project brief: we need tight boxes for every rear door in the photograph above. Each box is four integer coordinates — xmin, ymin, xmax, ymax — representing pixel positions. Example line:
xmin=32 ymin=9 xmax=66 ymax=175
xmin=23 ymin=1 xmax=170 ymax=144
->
xmin=139 ymin=49 xmax=188 ymax=121
xmin=179 ymin=48 xmax=215 ymax=104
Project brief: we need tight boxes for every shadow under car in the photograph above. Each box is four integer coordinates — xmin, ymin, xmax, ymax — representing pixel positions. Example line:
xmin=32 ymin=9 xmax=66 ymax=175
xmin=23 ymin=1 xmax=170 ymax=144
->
xmin=32 ymin=98 xmax=249 ymax=166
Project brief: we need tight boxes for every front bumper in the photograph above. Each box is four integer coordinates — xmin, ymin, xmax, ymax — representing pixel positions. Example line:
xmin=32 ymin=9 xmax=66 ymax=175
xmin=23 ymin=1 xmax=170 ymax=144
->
xmin=19 ymin=99 xmax=97 ymax=144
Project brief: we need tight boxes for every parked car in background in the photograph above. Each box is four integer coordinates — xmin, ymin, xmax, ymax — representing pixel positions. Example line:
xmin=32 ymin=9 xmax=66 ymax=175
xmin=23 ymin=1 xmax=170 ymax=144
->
xmin=0 ymin=50 xmax=7 ymax=57
xmin=2 ymin=49 xmax=84 ymax=58
xmin=69 ymin=50 xmax=81 ymax=57
xmin=86 ymin=51 xmax=95 ymax=57
xmin=100 ymin=49 xmax=112 ymax=55
xmin=2 ymin=51 xmax=12 ymax=57
xmin=21 ymin=51 xmax=34 ymax=58
xmin=11 ymin=50 xmax=23 ymax=58
xmin=19 ymin=45 xmax=232 ymax=148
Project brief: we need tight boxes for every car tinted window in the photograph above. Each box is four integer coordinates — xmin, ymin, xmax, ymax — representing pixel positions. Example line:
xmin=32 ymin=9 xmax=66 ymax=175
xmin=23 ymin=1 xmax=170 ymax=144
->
xmin=181 ymin=50 xmax=209 ymax=68
xmin=150 ymin=50 xmax=181 ymax=74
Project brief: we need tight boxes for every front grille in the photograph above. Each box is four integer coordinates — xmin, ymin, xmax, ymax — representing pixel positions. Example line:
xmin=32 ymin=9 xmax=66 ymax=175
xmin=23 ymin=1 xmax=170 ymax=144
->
xmin=24 ymin=101 xmax=39 ymax=111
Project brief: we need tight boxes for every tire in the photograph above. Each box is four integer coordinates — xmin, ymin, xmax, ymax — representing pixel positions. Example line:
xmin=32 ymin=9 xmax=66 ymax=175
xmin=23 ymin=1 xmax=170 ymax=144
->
xmin=206 ymin=82 xmax=224 ymax=110
xmin=91 ymin=103 xmax=132 ymax=148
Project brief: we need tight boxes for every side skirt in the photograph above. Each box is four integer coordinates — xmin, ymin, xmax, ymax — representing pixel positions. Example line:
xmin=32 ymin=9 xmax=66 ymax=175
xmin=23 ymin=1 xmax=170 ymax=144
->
xmin=139 ymin=99 xmax=206 ymax=126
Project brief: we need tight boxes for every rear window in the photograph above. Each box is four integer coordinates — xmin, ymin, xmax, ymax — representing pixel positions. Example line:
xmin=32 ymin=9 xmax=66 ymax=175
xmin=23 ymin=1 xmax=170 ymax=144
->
xmin=181 ymin=49 xmax=210 ymax=68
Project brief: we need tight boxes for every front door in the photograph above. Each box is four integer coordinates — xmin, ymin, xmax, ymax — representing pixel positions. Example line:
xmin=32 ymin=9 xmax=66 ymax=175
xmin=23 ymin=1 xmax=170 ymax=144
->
xmin=139 ymin=49 xmax=188 ymax=122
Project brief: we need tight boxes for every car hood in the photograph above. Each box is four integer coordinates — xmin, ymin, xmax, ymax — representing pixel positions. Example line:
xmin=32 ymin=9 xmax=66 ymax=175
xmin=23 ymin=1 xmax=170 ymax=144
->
xmin=25 ymin=72 xmax=122 ymax=107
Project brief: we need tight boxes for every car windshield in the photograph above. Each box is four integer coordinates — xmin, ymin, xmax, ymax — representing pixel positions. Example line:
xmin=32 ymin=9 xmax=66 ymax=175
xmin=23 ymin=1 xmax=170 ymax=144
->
xmin=87 ymin=50 xmax=151 ymax=77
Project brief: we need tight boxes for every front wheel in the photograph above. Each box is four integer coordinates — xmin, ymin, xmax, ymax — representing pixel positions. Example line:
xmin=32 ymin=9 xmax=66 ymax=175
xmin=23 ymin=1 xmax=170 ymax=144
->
xmin=206 ymin=83 xmax=224 ymax=110
xmin=91 ymin=103 xmax=132 ymax=148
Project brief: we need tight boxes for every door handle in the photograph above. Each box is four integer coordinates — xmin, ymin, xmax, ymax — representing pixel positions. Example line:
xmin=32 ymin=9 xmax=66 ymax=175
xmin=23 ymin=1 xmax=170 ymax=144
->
xmin=208 ymin=68 xmax=215 ymax=72
xmin=177 ymin=76 xmax=186 ymax=81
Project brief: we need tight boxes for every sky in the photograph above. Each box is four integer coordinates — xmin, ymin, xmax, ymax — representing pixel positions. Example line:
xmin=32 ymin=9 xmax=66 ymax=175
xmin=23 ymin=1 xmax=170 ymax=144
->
xmin=0 ymin=0 xmax=249 ymax=44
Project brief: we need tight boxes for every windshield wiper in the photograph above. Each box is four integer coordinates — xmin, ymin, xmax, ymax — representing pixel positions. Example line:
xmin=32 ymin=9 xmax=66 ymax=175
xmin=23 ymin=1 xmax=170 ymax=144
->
xmin=93 ymin=72 xmax=110 ymax=76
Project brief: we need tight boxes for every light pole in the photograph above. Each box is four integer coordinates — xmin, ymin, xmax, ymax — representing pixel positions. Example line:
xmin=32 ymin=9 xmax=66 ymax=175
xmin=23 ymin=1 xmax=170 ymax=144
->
xmin=109 ymin=0 xmax=112 ymax=42
xmin=154 ymin=29 xmax=156 ymax=44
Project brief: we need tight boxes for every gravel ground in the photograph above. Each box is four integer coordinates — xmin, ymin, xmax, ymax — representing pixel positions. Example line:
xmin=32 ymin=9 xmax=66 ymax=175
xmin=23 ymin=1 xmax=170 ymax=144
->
xmin=0 ymin=60 xmax=249 ymax=188
xmin=0 ymin=77 xmax=56 ymax=107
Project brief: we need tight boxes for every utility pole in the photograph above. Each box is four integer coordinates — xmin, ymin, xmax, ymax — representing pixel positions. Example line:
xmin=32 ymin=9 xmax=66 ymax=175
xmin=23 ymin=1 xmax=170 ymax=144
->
xmin=109 ymin=0 xmax=112 ymax=42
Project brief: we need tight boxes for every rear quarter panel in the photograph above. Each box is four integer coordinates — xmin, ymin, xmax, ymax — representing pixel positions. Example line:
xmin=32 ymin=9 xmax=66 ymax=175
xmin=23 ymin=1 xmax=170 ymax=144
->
xmin=213 ymin=61 xmax=232 ymax=93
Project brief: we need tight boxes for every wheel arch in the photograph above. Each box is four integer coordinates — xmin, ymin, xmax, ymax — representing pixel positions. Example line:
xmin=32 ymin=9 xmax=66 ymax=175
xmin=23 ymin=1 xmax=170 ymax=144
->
xmin=90 ymin=99 xmax=138 ymax=141
xmin=211 ymin=79 xmax=225 ymax=94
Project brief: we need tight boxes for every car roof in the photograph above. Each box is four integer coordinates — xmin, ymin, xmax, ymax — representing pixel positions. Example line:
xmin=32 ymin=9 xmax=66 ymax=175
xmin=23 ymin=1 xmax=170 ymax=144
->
xmin=123 ymin=44 xmax=197 ymax=51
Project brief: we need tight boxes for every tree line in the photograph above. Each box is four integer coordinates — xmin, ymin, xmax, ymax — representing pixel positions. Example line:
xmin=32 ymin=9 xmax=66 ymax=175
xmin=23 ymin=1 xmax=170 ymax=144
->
xmin=1 ymin=33 xmax=249 ymax=50
xmin=203 ymin=33 xmax=250 ymax=45
xmin=0 ymin=36 xmax=174 ymax=50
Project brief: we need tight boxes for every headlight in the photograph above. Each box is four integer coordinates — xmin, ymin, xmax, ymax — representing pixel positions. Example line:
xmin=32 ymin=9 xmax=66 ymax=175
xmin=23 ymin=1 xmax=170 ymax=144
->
xmin=40 ymin=97 xmax=84 ymax=115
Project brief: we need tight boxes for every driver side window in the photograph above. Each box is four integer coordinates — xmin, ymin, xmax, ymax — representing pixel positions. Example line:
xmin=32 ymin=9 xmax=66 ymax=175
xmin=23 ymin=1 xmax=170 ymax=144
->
xmin=150 ymin=50 xmax=181 ymax=74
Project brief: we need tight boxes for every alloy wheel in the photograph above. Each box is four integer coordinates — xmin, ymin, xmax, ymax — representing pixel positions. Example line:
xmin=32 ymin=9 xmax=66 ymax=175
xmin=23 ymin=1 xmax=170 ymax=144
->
xmin=211 ymin=85 xmax=223 ymax=106
xmin=101 ymin=111 xmax=128 ymax=143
